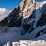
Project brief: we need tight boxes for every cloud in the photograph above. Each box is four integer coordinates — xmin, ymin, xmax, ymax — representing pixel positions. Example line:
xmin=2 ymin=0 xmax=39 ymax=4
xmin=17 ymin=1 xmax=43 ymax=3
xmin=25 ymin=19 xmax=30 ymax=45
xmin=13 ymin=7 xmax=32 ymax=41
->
xmin=0 ymin=8 xmax=12 ymax=21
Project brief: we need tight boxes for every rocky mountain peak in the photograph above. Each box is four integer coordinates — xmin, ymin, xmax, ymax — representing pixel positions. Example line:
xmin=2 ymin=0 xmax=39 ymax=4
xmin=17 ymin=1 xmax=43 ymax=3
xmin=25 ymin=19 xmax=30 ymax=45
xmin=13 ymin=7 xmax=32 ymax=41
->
xmin=0 ymin=0 xmax=46 ymax=27
xmin=19 ymin=0 xmax=36 ymax=11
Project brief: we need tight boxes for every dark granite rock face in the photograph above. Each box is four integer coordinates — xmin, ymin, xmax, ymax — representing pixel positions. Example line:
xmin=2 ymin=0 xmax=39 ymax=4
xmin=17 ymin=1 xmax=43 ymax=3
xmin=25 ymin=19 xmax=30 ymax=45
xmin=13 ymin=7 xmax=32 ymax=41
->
xmin=0 ymin=5 xmax=23 ymax=27
xmin=0 ymin=0 xmax=35 ymax=27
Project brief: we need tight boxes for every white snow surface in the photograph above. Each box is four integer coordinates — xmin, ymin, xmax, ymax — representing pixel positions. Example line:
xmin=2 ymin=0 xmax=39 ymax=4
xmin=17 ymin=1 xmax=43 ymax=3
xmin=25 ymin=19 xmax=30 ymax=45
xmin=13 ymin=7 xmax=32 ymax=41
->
xmin=0 ymin=26 xmax=46 ymax=45
xmin=0 ymin=26 xmax=23 ymax=44
xmin=19 ymin=40 xmax=46 ymax=46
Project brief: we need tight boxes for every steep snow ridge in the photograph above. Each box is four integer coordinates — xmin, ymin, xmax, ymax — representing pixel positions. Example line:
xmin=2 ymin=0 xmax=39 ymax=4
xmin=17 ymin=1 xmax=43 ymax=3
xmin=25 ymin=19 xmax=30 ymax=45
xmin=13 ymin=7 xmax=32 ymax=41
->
xmin=33 ymin=7 xmax=42 ymax=27
xmin=43 ymin=1 xmax=46 ymax=4
xmin=34 ymin=1 xmax=46 ymax=27
xmin=36 ymin=1 xmax=46 ymax=9
xmin=20 ymin=25 xmax=46 ymax=40
xmin=21 ymin=1 xmax=46 ymax=39
xmin=4 ymin=40 xmax=46 ymax=46
xmin=33 ymin=1 xmax=46 ymax=27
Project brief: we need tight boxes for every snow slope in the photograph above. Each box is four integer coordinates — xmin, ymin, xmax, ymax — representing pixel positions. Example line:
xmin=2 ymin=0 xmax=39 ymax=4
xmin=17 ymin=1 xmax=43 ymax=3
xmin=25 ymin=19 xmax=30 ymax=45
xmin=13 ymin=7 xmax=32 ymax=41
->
xmin=3 ymin=35 xmax=46 ymax=46
xmin=0 ymin=27 xmax=23 ymax=44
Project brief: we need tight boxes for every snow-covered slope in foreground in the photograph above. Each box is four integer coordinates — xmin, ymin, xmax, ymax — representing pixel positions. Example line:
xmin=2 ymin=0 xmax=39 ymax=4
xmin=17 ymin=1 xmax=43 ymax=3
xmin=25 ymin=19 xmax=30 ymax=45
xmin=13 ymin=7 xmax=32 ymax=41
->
xmin=0 ymin=26 xmax=23 ymax=44
xmin=4 ymin=38 xmax=46 ymax=46
xmin=20 ymin=40 xmax=46 ymax=46
xmin=0 ymin=26 xmax=46 ymax=46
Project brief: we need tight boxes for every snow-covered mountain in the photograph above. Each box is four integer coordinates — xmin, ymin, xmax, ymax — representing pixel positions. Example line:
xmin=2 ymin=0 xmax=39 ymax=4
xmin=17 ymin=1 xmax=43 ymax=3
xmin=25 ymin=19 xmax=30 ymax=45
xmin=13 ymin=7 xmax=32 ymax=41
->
xmin=0 ymin=0 xmax=46 ymax=45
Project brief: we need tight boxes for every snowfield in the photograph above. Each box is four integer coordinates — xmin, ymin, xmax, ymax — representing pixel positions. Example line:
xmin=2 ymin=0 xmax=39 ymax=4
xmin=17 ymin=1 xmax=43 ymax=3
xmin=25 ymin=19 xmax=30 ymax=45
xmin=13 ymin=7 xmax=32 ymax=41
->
xmin=0 ymin=26 xmax=23 ymax=44
xmin=4 ymin=40 xmax=46 ymax=46
xmin=0 ymin=26 xmax=46 ymax=46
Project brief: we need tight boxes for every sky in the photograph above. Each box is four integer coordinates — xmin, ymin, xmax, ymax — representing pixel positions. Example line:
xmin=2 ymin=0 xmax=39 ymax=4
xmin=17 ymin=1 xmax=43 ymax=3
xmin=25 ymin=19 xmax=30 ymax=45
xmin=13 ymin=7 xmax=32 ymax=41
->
xmin=0 ymin=0 xmax=44 ymax=10
xmin=0 ymin=0 xmax=22 ymax=10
